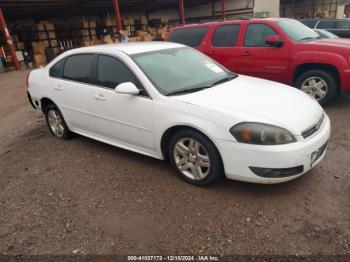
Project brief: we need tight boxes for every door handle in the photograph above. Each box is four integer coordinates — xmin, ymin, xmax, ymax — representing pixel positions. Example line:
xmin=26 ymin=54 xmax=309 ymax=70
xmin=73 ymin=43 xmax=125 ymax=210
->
xmin=94 ymin=94 xmax=107 ymax=101
xmin=53 ymin=84 xmax=64 ymax=91
xmin=241 ymin=51 xmax=252 ymax=57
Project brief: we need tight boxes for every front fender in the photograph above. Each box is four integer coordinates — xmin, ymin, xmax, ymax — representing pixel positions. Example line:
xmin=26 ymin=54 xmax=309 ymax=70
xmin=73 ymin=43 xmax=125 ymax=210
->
xmin=288 ymin=51 xmax=348 ymax=84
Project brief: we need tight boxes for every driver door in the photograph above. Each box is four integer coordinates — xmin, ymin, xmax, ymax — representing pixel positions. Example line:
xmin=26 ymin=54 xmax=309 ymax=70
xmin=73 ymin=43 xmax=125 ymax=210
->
xmin=237 ymin=23 xmax=291 ymax=83
xmin=91 ymin=54 xmax=154 ymax=150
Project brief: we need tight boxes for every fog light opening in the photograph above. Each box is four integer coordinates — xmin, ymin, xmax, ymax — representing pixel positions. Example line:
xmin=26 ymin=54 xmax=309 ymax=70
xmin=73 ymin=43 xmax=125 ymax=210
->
xmin=249 ymin=166 xmax=304 ymax=178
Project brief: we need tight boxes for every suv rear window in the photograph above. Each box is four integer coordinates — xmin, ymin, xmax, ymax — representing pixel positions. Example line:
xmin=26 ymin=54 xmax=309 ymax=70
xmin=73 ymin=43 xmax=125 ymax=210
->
xmin=168 ymin=27 xmax=209 ymax=47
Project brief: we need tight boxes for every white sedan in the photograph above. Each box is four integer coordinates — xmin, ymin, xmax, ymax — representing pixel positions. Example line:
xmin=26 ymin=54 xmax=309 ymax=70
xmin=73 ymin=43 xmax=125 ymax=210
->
xmin=27 ymin=42 xmax=330 ymax=186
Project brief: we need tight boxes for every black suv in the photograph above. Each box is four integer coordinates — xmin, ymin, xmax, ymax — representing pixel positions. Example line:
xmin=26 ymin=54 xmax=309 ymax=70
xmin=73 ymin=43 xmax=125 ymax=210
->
xmin=301 ymin=18 xmax=350 ymax=38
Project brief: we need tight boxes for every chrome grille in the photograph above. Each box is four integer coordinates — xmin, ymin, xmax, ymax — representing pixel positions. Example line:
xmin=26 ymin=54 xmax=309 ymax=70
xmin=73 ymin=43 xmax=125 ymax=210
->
xmin=302 ymin=114 xmax=325 ymax=139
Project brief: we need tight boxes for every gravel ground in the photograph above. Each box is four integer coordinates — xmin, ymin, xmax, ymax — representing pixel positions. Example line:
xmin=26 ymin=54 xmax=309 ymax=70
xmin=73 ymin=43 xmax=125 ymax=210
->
xmin=0 ymin=69 xmax=349 ymax=257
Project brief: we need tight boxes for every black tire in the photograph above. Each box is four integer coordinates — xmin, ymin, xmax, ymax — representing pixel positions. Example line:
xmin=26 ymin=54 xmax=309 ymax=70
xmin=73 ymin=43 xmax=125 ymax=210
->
xmin=44 ymin=104 xmax=71 ymax=140
xmin=295 ymin=69 xmax=338 ymax=106
xmin=168 ymin=129 xmax=223 ymax=186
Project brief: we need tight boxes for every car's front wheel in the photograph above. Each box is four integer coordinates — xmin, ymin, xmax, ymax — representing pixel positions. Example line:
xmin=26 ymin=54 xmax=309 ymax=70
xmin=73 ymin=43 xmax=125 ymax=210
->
xmin=295 ymin=69 xmax=338 ymax=105
xmin=44 ymin=104 xmax=71 ymax=140
xmin=168 ymin=129 xmax=223 ymax=186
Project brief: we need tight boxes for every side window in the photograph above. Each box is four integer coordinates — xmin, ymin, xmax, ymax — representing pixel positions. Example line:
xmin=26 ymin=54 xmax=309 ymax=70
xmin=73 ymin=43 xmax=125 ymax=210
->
xmin=49 ymin=59 xmax=65 ymax=78
xmin=168 ymin=27 xmax=209 ymax=47
xmin=212 ymin=24 xmax=240 ymax=47
xmin=244 ymin=24 xmax=278 ymax=47
xmin=97 ymin=55 xmax=141 ymax=89
xmin=63 ymin=54 xmax=94 ymax=84
xmin=335 ymin=20 xmax=350 ymax=29
xmin=317 ymin=20 xmax=336 ymax=29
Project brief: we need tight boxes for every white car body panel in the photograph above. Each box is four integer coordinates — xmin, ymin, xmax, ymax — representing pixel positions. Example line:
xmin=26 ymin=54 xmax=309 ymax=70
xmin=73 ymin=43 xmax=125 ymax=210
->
xmin=28 ymin=42 xmax=331 ymax=184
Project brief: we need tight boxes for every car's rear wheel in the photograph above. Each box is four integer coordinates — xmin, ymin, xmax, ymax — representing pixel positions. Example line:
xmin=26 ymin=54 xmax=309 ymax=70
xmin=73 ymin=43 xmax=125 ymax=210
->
xmin=168 ymin=129 xmax=223 ymax=186
xmin=295 ymin=69 xmax=338 ymax=105
xmin=44 ymin=104 xmax=71 ymax=140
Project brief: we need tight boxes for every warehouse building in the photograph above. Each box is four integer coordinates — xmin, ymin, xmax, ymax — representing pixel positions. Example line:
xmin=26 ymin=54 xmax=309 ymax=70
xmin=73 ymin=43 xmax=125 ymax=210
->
xmin=0 ymin=0 xmax=349 ymax=72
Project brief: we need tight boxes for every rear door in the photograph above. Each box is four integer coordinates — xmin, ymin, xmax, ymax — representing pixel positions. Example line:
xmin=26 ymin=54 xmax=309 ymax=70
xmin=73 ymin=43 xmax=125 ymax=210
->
xmin=237 ymin=22 xmax=290 ymax=83
xmin=206 ymin=23 xmax=241 ymax=72
xmin=56 ymin=53 xmax=99 ymax=134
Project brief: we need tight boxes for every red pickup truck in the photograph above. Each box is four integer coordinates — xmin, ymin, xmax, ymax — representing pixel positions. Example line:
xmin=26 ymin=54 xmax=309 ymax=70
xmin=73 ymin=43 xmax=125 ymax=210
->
xmin=167 ymin=18 xmax=350 ymax=105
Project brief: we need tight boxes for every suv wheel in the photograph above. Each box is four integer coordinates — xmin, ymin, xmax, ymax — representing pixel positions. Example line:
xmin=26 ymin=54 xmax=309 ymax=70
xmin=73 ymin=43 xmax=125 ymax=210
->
xmin=295 ymin=69 xmax=338 ymax=105
xmin=168 ymin=129 xmax=223 ymax=186
xmin=44 ymin=104 xmax=71 ymax=140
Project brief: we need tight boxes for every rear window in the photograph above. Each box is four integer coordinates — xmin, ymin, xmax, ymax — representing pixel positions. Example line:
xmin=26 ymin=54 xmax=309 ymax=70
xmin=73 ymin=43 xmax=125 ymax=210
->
xmin=212 ymin=24 xmax=240 ymax=47
xmin=63 ymin=54 xmax=94 ymax=84
xmin=335 ymin=20 xmax=350 ymax=29
xmin=168 ymin=27 xmax=209 ymax=47
xmin=317 ymin=20 xmax=350 ymax=29
xmin=300 ymin=20 xmax=318 ymax=28
xmin=49 ymin=59 xmax=65 ymax=78
xmin=317 ymin=20 xmax=336 ymax=29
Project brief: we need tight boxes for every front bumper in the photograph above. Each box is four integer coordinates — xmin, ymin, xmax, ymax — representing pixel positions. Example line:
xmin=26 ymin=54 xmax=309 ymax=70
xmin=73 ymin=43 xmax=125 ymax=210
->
xmin=341 ymin=68 xmax=350 ymax=92
xmin=217 ymin=115 xmax=331 ymax=184
xmin=27 ymin=91 xmax=36 ymax=109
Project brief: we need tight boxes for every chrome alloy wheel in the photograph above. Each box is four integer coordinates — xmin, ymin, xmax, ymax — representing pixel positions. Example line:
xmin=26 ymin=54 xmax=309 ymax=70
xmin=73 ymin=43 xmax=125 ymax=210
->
xmin=301 ymin=77 xmax=328 ymax=101
xmin=173 ymin=138 xmax=211 ymax=181
xmin=47 ymin=109 xmax=65 ymax=138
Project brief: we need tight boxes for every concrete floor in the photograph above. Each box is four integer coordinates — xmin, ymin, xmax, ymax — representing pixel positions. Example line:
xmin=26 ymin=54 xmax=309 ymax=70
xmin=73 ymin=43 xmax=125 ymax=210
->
xmin=0 ymin=69 xmax=349 ymax=256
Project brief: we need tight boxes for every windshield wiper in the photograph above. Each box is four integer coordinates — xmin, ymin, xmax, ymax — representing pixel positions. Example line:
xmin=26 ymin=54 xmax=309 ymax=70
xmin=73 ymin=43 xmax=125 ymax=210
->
xmin=211 ymin=74 xmax=237 ymax=86
xmin=167 ymin=74 xmax=238 ymax=96
xmin=299 ymin=36 xmax=322 ymax=42
xmin=167 ymin=86 xmax=213 ymax=96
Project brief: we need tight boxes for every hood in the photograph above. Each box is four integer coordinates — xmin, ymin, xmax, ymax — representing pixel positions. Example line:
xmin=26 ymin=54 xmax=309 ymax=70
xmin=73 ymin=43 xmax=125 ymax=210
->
xmin=302 ymin=38 xmax=350 ymax=52
xmin=321 ymin=38 xmax=350 ymax=47
xmin=315 ymin=38 xmax=350 ymax=46
xmin=173 ymin=75 xmax=323 ymax=135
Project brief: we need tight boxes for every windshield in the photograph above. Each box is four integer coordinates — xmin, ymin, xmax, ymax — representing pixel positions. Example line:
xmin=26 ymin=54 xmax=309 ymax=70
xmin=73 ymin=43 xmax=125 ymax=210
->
xmin=278 ymin=19 xmax=321 ymax=42
xmin=132 ymin=47 xmax=235 ymax=96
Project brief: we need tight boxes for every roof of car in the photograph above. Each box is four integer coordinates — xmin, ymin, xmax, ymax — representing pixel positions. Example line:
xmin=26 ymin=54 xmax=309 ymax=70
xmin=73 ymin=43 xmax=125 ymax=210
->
xmin=170 ymin=17 xmax=293 ymax=29
xmin=68 ymin=42 xmax=184 ymax=56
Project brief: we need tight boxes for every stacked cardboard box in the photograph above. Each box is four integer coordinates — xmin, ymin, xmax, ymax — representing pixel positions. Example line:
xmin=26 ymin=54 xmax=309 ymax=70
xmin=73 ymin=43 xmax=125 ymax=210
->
xmin=135 ymin=30 xmax=153 ymax=41
xmin=104 ymin=18 xmax=116 ymax=27
xmin=141 ymin=16 xmax=148 ymax=25
xmin=156 ymin=27 xmax=169 ymax=40
xmin=123 ymin=17 xmax=136 ymax=26
xmin=32 ymin=41 xmax=48 ymax=65
xmin=35 ymin=21 xmax=57 ymax=47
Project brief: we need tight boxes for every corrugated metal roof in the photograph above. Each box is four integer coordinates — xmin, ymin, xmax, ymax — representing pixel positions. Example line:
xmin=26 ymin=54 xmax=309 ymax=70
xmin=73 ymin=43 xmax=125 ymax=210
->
xmin=0 ymin=0 xmax=213 ymax=20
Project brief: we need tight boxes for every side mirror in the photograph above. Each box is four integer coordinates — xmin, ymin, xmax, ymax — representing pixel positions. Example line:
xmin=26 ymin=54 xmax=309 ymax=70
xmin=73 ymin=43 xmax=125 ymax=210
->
xmin=115 ymin=82 xmax=140 ymax=95
xmin=265 ymin=35 xmax=284 ymax=48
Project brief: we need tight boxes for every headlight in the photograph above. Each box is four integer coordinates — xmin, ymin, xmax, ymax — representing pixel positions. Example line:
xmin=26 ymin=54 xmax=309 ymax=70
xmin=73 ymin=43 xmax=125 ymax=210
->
xmin=230 ymin=122 xmax=296 ymax=145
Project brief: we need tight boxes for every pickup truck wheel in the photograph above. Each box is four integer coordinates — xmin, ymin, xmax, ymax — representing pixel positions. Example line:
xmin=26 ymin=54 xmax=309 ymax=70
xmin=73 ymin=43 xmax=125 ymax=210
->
xmin=295 ymin=70 xmax=338 ymax=105
xmin=44 ymin=104 xmax=71 ymax=140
